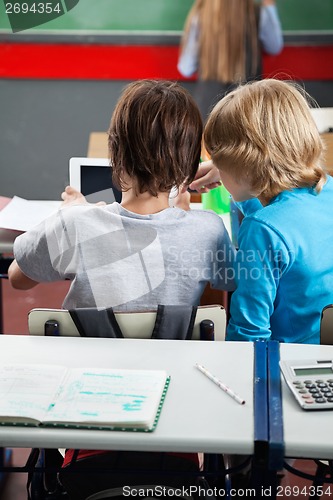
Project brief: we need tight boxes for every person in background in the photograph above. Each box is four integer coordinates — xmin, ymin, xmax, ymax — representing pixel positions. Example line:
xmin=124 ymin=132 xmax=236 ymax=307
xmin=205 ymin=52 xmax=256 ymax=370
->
xmin=190 ymin=78 xmax=333 ymax=345
xmin=178 ymin=0 xmax=283 ymax=119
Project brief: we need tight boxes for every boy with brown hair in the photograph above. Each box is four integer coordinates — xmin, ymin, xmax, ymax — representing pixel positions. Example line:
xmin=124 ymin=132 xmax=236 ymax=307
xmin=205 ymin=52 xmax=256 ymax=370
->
xmin=9 ymin=80 xmax=235 ymax=310
xmin=9 ymin=79 xmax=235 ymax=498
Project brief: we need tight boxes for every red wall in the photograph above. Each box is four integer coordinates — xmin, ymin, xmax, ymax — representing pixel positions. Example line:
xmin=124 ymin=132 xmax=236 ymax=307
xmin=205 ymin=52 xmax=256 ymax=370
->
xmin=1 ymin=42 xmax=333 ymax=80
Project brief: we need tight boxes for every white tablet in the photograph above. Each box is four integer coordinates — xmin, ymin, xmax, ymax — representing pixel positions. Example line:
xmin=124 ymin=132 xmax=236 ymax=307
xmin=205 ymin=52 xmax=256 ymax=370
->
xmin=69 ymin=157 xmax=122 ymax=204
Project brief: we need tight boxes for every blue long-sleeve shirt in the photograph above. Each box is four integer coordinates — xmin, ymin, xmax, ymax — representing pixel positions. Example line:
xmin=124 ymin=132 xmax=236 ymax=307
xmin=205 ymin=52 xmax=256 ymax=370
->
xmin=228 ymin=177 xmax=333 ymax=344
xmin=258 ymin=5 xmax=283 ymax=55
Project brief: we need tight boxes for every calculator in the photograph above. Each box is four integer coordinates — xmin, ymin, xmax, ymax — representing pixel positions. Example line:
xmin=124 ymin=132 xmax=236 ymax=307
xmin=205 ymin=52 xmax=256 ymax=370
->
xmin=280 ymin=359 xmax=333 ymax=410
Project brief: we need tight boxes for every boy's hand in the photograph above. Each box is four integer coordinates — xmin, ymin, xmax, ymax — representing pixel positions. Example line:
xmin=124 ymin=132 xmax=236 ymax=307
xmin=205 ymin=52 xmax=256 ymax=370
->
xmin=61 ymin=186 xmax=106 ymax=207
xmin=189 ymin=160 xmax=222 ymax=193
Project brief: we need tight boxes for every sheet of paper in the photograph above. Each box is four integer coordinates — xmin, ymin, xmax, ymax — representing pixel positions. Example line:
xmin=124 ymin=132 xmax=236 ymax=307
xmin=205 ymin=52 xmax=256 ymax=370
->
xmin=0 ymin=364 xmax=67 ymax=423
xmin=45 ymin=368 xmax=168 ymax=429
xmin=0 ymin=196 xmax=61 ymax=232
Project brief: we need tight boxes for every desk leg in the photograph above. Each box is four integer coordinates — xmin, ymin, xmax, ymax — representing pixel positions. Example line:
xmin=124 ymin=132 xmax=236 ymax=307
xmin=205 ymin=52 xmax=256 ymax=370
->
xmin=251 ymin=461 xmax=280 ymax=499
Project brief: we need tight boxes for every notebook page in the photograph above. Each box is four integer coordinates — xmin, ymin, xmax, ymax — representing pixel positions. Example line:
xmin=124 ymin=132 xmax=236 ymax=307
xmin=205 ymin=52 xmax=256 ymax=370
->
xmin=0 ymin=364 xmax=67 ymax=424
xmin=44 ymin=368 xmax=169 ymax=430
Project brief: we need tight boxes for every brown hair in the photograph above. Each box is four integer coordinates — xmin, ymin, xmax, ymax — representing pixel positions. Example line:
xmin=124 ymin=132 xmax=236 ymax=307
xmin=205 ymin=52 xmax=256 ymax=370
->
xmin=204 ymin=79 xmax=326 ymax=202
xmin=108 ymin=79 xmax=203 ymax=196
xmin=180 ymin=0 xmax=258 ymax=83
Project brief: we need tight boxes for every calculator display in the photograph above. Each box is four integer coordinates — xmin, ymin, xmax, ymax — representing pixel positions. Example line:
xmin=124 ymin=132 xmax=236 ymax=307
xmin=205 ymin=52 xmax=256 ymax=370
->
xmin=294 ymin=367 xmax=333 ymax=376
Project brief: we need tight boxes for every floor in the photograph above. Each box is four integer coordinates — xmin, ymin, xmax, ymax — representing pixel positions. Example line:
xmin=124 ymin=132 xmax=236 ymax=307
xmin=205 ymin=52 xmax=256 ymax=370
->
xmin=0 ymin=279 xmax=332 ymax=499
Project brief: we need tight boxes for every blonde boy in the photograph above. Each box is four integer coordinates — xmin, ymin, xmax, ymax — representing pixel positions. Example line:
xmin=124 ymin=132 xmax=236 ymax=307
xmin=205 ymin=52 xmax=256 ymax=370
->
xmin=193 ymin=78 xmax=333 ymax=344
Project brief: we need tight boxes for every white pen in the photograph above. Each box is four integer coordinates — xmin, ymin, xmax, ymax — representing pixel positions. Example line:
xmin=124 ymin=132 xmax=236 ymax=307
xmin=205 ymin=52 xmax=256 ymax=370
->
xmin=195 ymin=363 xmax=245 ymax=405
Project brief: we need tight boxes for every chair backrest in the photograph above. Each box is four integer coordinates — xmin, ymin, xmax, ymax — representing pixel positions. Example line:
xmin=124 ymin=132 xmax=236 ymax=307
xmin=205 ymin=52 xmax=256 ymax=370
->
xmin=28 ymin=305 xmax=226 ymax=341
xmin=320 ymin=305 xmax=333 ymax=345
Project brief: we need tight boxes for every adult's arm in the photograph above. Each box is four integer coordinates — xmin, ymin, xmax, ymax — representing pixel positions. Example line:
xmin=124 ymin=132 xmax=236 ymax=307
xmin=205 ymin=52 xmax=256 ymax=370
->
xmin=259 ymin=2 xmax=284 ymax=55
xmin=177 ymin=14 xmax=200 ymax=77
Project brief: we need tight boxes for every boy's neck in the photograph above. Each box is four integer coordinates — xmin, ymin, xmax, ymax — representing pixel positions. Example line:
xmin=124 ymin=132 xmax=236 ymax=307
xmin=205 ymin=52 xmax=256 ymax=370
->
xmin=120 ymin=189 xmax=170 ymax=215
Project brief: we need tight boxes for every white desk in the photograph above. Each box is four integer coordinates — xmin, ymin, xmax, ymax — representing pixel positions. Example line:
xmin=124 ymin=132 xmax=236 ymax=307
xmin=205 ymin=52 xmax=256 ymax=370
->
xmin=1 ymin=337 xmax=332 ymax=465
xmin=0 ymin=229 xmax=19 ymax=255
xmin=280 ymin=343 xmax=333 ymax=460
xmin=0 ymin=197 xmax=18 ymax=254
xmin=0 ymin=335 xmax=253 ymax=454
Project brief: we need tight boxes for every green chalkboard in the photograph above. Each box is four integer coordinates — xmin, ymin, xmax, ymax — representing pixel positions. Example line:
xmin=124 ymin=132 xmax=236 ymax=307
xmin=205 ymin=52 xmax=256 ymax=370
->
xmin=0 ymin=0 xmax=193 ymax=32
xmin=0 ymin=0 xmax=332 ymax=33
xmin=278 ymin=0 xmax=333 ymax=31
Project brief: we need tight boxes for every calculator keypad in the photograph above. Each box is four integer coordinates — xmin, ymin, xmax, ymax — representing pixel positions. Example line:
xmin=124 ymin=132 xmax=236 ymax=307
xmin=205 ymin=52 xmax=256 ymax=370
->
xmin=292 ymin=379 xmax=333 ymax=406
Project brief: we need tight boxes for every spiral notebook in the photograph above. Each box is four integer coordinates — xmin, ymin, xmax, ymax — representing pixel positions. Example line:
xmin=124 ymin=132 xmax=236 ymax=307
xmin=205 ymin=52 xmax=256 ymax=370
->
xmin=0 ymin=364 xmax=170 ymax=432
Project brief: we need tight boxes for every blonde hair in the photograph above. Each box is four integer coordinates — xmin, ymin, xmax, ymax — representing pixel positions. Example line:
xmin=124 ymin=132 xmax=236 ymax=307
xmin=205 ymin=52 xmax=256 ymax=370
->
xmin=180 ymin=0 xmax=258 ymax=83
xmin=204 ymin=79 xmax=326 ymax=202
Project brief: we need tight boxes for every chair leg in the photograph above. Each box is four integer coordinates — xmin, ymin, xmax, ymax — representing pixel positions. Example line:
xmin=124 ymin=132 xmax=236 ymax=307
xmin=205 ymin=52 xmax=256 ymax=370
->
xmin=44 ymin=449 xmax=65 ymax=494
xmin=311 ymin=460 xmax=333 ymax=500
xmin=27 ymin=448 xmax=69 ymax=500
xmin=202 ymin=453 xmax=225 ymax=488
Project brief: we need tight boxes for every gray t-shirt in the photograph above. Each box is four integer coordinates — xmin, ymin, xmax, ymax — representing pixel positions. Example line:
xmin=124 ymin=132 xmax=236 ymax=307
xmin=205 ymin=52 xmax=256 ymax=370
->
xmin=14 ymin=203 xmax=236 ymax=311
